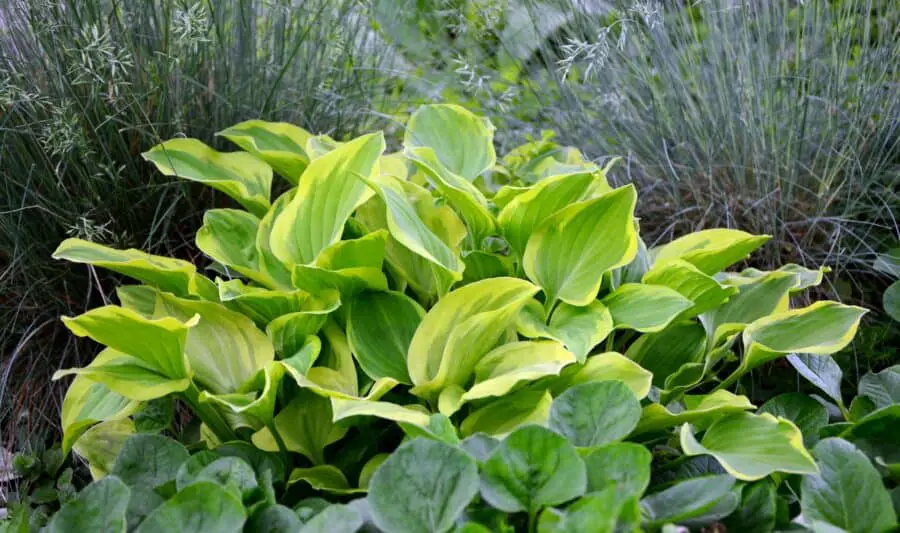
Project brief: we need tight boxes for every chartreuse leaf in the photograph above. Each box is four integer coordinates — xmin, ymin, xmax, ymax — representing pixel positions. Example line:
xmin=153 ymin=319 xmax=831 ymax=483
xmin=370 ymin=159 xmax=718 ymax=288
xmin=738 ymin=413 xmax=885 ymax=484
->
xmin=700 ymin=270 xmax=798 ymax=345
xmin=217 ymin=120 xmax=311 ymax=183
xmin=719 ymin=263 xmax=830 ymax=293
xmin=153 ymin=292 xmax=274 ymax=394
xmin=330 ymin=398 xmax=431 ymax=429
xmin=451 ymin=341 xmax=574 ymax=412
xmin=46 ymin=475 xmax=130 ymax=533
xmin=255 ymin=189 xmax=295 ymax=288
xmin=348 ymin=290 xmax=424 ymax=384
xmin=196 ymin=209 xmax=275 ymax=288
xmin=517 ymin=299 xmax=613 ymax=362
xmin=407 ymin=146 xmax=497 ymax=245
xmin=52 ymin=238 xmax=216 ymax=300
xmin=60 ymin=362 xmax=139 ymax=455
xmin=734 ymin=302 xmax=867 ymax=380
xmin=252 ymin=390 xmax=344 ymax=465
xmin=545 ymin=353 xmax=650 ymax=403
xmin=858 ymin=365 xmax=900 ymax=409
xmin=134 ymin=482 xmax=246 ymax=533
xmin=680 ymin=412 xmax=818 ymax=481
xmin=626 ymin=321 xmax=706 ymax=388
xmin=801 ymin=438 xmax=898 ymax=533
xmin=407 ymin=277 xmax=539 ymax=400
xmin=142 ymin=138 xmax=271 ymax=217
xmin=403 ymin=103 xmax=496 ymax=180
xmin=358 ymin=174 xmax=464 ymax=297
xmin=199 ymin=362 xmax=284 ymax=430
xmin=498 ymin=170 xmax=595 ymax=259
xmin=632 ymin=390 xmax=755 ymax=436
xmin=52 ymin=306 xmax=194 ymax=400
xmin=288 ymin=465 xmax=362 ymax=495
xmin=582 ymin=443 xmax=651 ymax=498
xmin=216 ymin=278 xmax=309 ymax=326
xmin=480 ymin=425 xmax=587 ymax=515
xmin=270 ymin=132 xmax=384 ymax=266
xmin=368 ymin=439 xmax=479 ymax=533
xmin=651 ymin=228 xmax=770 ymax=275
xmin=72 ymin=419 xmax=135 ymax=479
xmin=266 ymin=293 xmax=340 ymax=359
xmin=602 ymin=283 xmax=692 ymax=332
xmin=759 ymin=393 xmax=828 ymax=447
xmin=112 ymin=434 xmax=189 ymax=488
xmin=461 ymin=389 xmax=553 ymax=437
xmin=549 ymin=381 xmax=641 ymax=448
xmin=291 ymin=230 xmax=390 ymax=298
xmin=639 ymin=475 xmax=738 ymax=528
xmin=538 ymin=486 xmax=621 ymax=533
xmin=523 ymin=185 xmax=637 ymax=307
xmin=642 ymin=260 xmax=737 ymax=318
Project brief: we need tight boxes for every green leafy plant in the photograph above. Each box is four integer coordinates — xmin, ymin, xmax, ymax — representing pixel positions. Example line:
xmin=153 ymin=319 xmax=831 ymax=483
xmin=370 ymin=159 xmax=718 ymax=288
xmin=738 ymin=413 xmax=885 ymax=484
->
xmin=22 ymin=104 xmax=898 ymax=532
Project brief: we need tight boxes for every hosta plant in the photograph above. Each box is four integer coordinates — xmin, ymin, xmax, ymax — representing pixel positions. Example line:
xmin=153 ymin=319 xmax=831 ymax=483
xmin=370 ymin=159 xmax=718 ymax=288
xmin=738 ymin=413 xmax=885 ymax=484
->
xmin=28 ymin=105 xmax=899 ymax=532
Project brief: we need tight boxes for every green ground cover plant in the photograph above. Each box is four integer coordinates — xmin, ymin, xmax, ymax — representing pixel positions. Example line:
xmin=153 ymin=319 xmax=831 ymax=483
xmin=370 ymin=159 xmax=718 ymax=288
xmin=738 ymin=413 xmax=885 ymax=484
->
xmin=4 ymin=104 xmax=897 ymax=532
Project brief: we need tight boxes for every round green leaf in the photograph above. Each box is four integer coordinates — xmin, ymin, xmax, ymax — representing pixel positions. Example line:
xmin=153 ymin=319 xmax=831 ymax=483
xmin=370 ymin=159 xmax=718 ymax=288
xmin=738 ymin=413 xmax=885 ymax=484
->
xmin=246 ymin=504 xmax=303 ymax=533
xmin=134 ymin=482 xmax=246 ymax=533
xmin=801 ymin=438 xmax=897 ymax=533
xmin=112 ymin=434 xmax=189 ymax=489
xmin=480 ymin=425 xmax=587 ymax=514
xmin=639 ymin=475 xmax=737 ymax=528
xmin=46 ymin=476 xmax=130 ymax=533
xmin=858 ymin=365 xmax=900 ymax=409
xmin=884 ymin=280 xmax=900 ymax=322
xmin=368 ymin=438 xmax=479 ymax=533
xmin=549 ymin=381 xmax=641 ymax=448
xmin=759 ymin=392 xmax=828 ymax=447
xmin=298 ymin=503 xmax=363 ymax=533
xmin=582 ymin=443 xmax=651 ymax=498
xmin=537 ymin=486 xmax=621 ymax=533
xmin=175 ymin=451 xmax=218 ymax=491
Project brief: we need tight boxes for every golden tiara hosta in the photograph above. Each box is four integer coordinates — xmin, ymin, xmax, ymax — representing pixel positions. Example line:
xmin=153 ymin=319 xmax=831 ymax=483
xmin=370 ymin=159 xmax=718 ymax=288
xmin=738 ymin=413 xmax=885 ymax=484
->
xmin=42 ymin=104 xmax=896 ymax=533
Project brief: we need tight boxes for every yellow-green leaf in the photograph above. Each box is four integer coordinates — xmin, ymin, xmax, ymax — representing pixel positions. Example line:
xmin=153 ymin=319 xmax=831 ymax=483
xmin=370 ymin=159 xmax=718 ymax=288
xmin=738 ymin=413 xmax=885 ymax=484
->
xmin=460 ymin=389 xmax=553 ymax=437
xmin=404 ymin=103 xmax=496 ymax=180
xmin=549 ymin=352 xmax=653 ymax=400
xmin=288 ymin=465 xmax=364 ymax=495
xmin=217 ymin=120 xmax=311 ymax=184
xmin=651 ymin=229 xmax=770 ymax=275
xmin=626 ymin=322 xmax=706 ymax=388
xmin=265 ymin=292 xmax=341 ymax=358
xmin=680 ymin=412 xmax=818 ymax=481
xmin=72 ymin=419 xmax=135 ymax=479
xmin=523 ymin=185 xmax=638 ymax=307
xmin=642 ymin=260 xmax=737 ymax=318
xmin=142 ymin=138 xmax=272 ymax=216
xmin=270 ymin=132 xmax=385 ymax=266
xmin=196 ymin=209 xmax=275 ymax=288
xmin=517 ymin=299 xmax=614 ymax=362
xmin=290 ymin=230 xmax=390 ymax=298
xmin=632 ymin=390 xmax=755 ymax=436
xmin=602 ymin=283 xmax=693 ymax=332
xmin=252 ymin=390 xmax=344 ymax=464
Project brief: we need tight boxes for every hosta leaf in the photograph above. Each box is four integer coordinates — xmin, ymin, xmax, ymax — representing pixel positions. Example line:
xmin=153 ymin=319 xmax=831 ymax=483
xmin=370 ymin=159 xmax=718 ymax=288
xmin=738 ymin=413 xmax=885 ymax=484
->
xmin=639 ymin=475 xmax=737 ymax=528
xmin=739 ymin=302 xmax=867 ymax=376
xmin=720 ymin=264 xmax=829 ymax=293
xmin=700 ymin=270 xmax=797 ymax=345
xmin=651 ymin=228 xmax=770 ymax=275
xmin=461 ymin=389 xmax=553 ymax=437
xmin=626 ymin=321 xmax=706 ymax=388
xmin=407 ymin=277 xmax=539 ymax=400
xmin=196 ymin=209 xmax=275 ymax=288
xmin=403 ymin=103 xmax=496 ymax=180
xmin=537 ymin=486 xmax=621 ymax=533
xmin=217 ymin=120 xmax=311 ymax=183
xmin=498 ymin=170 xmax=595 ymax=259
xmin=52 ymin=238 xmax=216 ymax=300
xmin=480 ymin=425 xmax=586 ymax=514
xmin=407 ymin=146 xmax=496 ymax=245
xmin=270 ymin=132 xmax=384 ymax=266
xmin=72 ymin=419 xmax=135 ymax=479
xmin=602 ymin=283 xmax=692 ymax=332
xmin=517 ymin=299 xmax=613 ymax=362
xmin=142 ymin=138 xmax=271 ymax=217
xmin=787 ymin=353 xmax=845 ymax=407
xmin=46 ymin=476 xmax=130 ymax=533
xmin=858 ymin=365 xmax=900 ymax=409
xmin=266 ymin=295 xmax=340 ymax=359
xmin=759 ymin=392 xmax=828 ymax=447
xmin=112 ymin=434 xmax=189 ymax=488
xmin=153 ymin=292 xmax=274 ymax=394
xmin=288 ymin=465 xmax=362 ymax=495
xmin=523 ymin=185 xmax=638 ymax=307
xmin=348 ymin=290 xmax=424 ymax=384
xmin=801 ymin=438 xmax=897 ymax=533
xmin=199 ymin=362 xmax=284 ymax=430
xmin=252 ymin=391 xmax=343 ymax=465
xmin=358 ymin=174 xmax=464 ymax=296
xmin=290 ymin=232 xmax=390 ymax=298
xmin=581 ymin=442 xmax=651 ymax=498
xmin=134 ymin=482 xmax=246 ymax=533
xmin=461 ymin=251 xmax=513 ymax=285
xmin=642 ymin=260 xmax=737 ymax=318
xmin=368 ymin=439 xmax=479 ymax=533
xmin=255 ymin=189 xmax=295 ymax=288
xmin=60 ymin=362 xmax=139 ymax=455
xmin=216 ymin=279 xmax=309 ymax=326
xmin=549 ymin=381 xmax=641 ymax=448
xmin=453 ymin=340 xmax=575 ymax=410
xmin=632 ymin=390 xmax=755 ymax=436
xmin=549 ymin=351 xmax=652 ymax=400
xmin=680 ymin=412 xmax=817 ymax=481
xmin=330 ymin=398 xmax=431 ymax=428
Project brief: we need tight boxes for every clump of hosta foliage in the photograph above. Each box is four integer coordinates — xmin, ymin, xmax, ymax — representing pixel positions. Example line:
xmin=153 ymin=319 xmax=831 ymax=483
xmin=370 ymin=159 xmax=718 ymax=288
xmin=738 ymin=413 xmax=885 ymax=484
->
xmin=17 ymin=105 xmax=899 ymax=532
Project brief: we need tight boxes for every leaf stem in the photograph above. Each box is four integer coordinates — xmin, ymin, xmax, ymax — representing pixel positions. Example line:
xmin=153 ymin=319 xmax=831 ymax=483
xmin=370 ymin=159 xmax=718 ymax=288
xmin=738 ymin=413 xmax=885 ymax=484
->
xmin=605 ymin=331 xmax=616 ymax=352
xmin=528 ymin=510 xmax=538 ymax=533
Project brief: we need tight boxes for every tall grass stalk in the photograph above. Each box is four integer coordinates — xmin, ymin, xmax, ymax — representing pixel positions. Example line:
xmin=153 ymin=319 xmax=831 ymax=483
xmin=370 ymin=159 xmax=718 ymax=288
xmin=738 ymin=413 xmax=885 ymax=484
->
xmin=0 ymin=0 xmax=396 ymax=447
